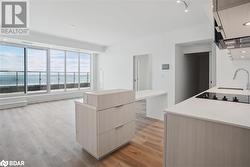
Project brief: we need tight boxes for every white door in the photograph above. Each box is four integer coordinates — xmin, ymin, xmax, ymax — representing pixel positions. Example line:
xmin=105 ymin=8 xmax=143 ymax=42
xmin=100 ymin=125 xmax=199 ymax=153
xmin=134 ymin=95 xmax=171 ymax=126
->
xmin=133 ymin=55 xmax=152 ymax=91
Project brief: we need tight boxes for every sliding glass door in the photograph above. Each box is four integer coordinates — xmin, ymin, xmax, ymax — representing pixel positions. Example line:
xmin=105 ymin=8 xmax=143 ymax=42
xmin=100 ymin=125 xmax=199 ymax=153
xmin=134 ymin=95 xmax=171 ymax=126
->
xmin=27 ymin=48 xmax=48 ymax=93
xmin=0 ymin=43 xmax=92 ymax=96
xmin=0 ymin=45 xmax=25 ymax=94
xmin=66 ymin=51 xmax=79 ymax=89
xmin=80 ymin=53 xmax=91 ymax=88
xmin=50 ymin=50 xmax=65 ymax=91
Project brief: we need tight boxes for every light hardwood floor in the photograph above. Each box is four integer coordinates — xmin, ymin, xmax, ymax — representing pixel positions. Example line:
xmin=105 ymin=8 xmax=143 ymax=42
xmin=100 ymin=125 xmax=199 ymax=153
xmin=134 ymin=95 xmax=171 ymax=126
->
xmin=0 ymin=99 xmax=164 ymax=167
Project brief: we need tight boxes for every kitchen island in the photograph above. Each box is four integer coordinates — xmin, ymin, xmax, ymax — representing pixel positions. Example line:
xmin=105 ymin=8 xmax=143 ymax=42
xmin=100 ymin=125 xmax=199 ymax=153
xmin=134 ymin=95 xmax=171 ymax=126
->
xmin=136 ymin=90 xmax=167 ymax=120
xmin=164 ymin=87 xmax=250 ymax=167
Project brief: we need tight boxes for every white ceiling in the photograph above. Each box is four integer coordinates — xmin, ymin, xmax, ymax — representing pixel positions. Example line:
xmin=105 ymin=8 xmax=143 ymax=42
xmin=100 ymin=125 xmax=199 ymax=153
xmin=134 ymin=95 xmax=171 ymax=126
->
xmin=29 ymin=0 xmax=212 ymax=46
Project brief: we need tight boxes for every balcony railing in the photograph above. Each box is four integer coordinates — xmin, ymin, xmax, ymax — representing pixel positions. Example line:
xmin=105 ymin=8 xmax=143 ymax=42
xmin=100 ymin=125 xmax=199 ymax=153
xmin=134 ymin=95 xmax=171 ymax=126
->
xmin=0 ymin=70 xmax=90 ymax=93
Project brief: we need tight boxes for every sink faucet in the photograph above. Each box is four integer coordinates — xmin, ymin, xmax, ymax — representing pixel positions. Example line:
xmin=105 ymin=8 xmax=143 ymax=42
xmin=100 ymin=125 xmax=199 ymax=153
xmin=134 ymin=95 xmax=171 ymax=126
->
xmin=233 ymin=68 xmax=250 ymax=90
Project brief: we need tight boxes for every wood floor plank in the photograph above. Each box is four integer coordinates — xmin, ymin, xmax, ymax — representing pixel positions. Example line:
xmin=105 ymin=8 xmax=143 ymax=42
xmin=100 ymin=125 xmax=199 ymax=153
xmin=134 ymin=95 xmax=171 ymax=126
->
xmin=0 ymin=99 xmax=164 ymax=167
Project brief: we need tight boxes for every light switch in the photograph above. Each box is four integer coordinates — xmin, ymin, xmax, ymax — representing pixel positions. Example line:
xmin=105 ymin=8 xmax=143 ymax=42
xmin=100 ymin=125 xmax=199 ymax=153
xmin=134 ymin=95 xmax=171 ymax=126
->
xmin=162 ymin=64 xmax=169 ymax=70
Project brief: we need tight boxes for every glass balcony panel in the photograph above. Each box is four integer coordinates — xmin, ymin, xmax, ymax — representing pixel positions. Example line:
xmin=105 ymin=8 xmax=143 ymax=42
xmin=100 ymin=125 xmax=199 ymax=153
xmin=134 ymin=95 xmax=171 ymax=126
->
xmin=0 ymin=45 xmax=25 ymax=94
xmin=66 ymin=51 xmax=79 ymax=89
xmin=27 ymin=48 xmax=47 ymax=93
xmin=50 ymin=50 xmax=65 ymax=91
xmin=80 ymin=53 xmax=91 ymax=88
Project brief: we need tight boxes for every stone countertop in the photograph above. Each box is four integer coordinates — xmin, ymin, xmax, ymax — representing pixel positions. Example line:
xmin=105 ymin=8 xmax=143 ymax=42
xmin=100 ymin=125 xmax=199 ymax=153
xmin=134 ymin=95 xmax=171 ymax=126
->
xmin=135 ymin=90 xmax=167 ymax=101
xmin=165 ymin=87 xmax=250 ymax=129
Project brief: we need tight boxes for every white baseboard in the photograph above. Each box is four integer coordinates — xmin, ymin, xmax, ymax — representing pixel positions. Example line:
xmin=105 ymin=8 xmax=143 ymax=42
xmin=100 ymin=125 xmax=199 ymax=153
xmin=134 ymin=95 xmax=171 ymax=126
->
xmin=0 ymin=90 xmax=87 ymax=110
xmin=0 ymin=101 xmax=27 ymax=109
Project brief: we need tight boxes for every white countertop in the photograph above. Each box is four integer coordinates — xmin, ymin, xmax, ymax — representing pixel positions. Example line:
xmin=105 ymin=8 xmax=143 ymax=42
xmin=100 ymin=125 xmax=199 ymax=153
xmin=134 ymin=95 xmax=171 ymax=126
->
xmin=165 ymin=87 xmax=250 ymax=129
xmin=136 ymin=90 xmax=167 ymax=101
xmin=85 ymin=89 xmax=132 ymax=95
xmin=209 ymin=86 xmax=250 ymax=96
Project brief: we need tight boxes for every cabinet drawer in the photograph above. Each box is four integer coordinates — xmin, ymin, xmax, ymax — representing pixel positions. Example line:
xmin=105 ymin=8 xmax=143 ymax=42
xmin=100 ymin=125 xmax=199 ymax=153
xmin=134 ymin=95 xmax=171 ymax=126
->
xmin=98 ymin=129 xmax=116 ymax=157
xmin=98 ymin=103 xmax=135 ymax=134
xmin=115 ymin=121 xmax=135 ymax=147
xmin=98 ymin=121 xmax=135 ymax=157
xmin=84 ymin=90 xmax=135 ymax=110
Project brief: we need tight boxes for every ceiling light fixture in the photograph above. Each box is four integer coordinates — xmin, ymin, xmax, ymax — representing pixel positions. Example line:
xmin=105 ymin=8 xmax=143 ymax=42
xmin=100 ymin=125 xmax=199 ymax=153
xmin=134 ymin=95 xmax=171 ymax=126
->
xmin=241 ymin=55 xmax=245 ymax=59
xmin=241 ymin=50 xmax=247 ymax=54
xmin=243 ymin=21 xmax=250 ymax=26
xmin=176 ymin=0 xmax=189 ymax=13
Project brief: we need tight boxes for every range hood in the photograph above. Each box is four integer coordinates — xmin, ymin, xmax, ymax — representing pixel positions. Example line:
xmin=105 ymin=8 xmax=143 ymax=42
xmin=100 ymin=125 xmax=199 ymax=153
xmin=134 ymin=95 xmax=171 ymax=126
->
xmin=213 ymin=0 xmax=250 ymax=50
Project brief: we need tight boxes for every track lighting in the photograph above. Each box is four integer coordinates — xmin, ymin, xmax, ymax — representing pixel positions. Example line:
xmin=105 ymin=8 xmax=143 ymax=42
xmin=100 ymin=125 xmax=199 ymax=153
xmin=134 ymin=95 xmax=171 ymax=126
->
xmin=176 ymin=0 xmax=189 ymax=13
xmin=243 ymin=21 xmax=250 ymax=26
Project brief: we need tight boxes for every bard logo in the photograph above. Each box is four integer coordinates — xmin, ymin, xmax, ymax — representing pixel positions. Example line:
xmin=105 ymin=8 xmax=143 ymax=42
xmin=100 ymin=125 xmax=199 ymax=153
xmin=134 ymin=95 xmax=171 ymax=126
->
xmin=0 ymin=160 xmax=8 ymax=167
xmin=0 ymin=160 xmax=24 ymax=167
xmin=1 ymin=0 xmax=29 ymax=35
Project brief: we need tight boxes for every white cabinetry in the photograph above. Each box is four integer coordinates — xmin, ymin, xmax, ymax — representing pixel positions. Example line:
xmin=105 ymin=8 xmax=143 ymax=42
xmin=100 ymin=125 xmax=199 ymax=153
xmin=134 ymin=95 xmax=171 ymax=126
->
xmin=75 ymin=90 xmax=135 ymax=159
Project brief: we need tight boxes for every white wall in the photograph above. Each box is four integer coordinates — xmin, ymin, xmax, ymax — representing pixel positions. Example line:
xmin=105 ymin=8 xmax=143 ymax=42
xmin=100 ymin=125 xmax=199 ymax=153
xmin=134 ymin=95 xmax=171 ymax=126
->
xmin=175 ymin=46 xmax=194 ymax=104
xmin=175 ymin=49 xmax=210 ymax=104
xmin=2 ymin=31 xmax=106 ymax=53
xmin=98 ymin=23 xmax=213 ymax=107
xmin=216 ymin=48 xmax=250 ymax=89
xmin=175 ymin=42 xmax=212 ymax=104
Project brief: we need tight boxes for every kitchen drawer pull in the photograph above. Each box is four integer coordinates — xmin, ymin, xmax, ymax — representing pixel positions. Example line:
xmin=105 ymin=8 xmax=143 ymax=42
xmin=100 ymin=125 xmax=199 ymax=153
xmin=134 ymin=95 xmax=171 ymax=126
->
xmin=115 ymin=124 xmax=124 ymax=129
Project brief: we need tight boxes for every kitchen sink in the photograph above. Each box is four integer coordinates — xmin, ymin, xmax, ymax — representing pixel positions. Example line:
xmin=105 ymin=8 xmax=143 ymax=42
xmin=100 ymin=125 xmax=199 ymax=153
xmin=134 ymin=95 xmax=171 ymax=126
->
xmin=217 ymin=87 xmax=244 ymax=91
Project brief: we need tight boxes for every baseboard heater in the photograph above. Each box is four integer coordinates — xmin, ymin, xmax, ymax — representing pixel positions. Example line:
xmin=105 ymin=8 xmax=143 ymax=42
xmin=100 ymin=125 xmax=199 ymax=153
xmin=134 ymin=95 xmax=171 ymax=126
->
xmin=0 ymin=100 xmax=27 ymax=110
xmin=0 ymin=91 xmax=86 ymax=110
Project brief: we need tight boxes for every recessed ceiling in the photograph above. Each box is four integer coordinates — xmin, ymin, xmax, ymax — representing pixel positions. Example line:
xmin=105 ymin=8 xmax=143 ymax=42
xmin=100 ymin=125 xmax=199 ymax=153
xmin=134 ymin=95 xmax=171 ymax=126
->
xmin=29 ymin=0 xmax=212 ymax=46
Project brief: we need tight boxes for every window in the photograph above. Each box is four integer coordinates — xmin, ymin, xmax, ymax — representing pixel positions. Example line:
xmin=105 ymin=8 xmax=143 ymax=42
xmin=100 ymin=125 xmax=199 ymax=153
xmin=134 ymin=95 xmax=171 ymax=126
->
xmin=50 ymin=50 xmax=65 ymax=91
xmin=0 ymin=43 xmax=92 ymax=95
xmin=0 ymin=45 xmax=25 ymax=94
xmin=27 ymin=48 xmax=47 ymax=93
xmin=66 ymin=51 xmax=79 ymax=89
xmin=80 ymin=53 xmax=91 ymax=88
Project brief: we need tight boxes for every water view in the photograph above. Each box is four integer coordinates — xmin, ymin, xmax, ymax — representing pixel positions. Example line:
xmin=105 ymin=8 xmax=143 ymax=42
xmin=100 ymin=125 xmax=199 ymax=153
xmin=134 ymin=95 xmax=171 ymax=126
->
xmin=0 ymin=45 xmax=91 ymax=93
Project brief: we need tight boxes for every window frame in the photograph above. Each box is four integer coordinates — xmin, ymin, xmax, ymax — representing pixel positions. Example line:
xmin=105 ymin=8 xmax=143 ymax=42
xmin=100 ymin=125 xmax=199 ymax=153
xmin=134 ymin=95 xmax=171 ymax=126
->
xmin=79 ymin=52 xmax=91 ymax=89
xmin=26 ymin=46 xmax=49 ymax=95
xmin=65 ymin=51 xmax=80 ymax=90
xmin=0 ymin=42 xmax=93 ymax=97
xmin=0 ymin=43 xmax=26 ymax=97
xmin=50 ymin=49 xmax=66 ymax=92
